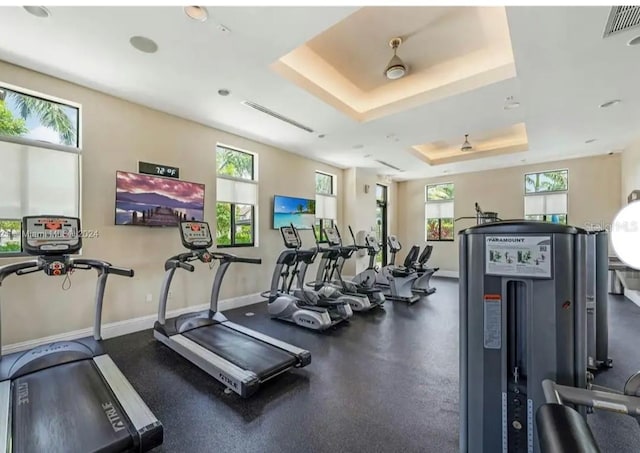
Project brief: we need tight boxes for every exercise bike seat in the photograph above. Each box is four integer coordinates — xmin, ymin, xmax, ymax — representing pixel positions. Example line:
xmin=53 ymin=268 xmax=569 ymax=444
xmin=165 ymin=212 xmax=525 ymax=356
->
xmin=391 ymin=267 xmax=415 ymax=278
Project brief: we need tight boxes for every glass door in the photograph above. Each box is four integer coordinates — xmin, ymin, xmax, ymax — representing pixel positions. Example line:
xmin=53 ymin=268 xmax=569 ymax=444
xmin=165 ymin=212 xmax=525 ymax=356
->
xmin=375 ymin=184 xmax=388 ymax=266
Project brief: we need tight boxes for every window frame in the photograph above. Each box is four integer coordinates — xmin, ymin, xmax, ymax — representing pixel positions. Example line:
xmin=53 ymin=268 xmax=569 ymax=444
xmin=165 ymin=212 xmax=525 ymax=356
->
xmin=524 ymin=169 xmax=569 ymax=223
xmin=315 ymin=170 xmax=337 ymax=243
xmin=215 ymin=144 xmax=258 ymax=249
xmin=215 ymin=144 xmax=256 ymax=181
xmin=315 ymin=171 xmax=335 ymax=196
xmin=0 ymin=81 xmax=82 ymax=152
xmin=425 ymin=182 xmax=455 ymax=242
xmin=0 ymin=82 xmax=82 ymax=258
xmin=216 ymin=202 xmax=255 ymax=248
xmin=524 ymin=169 xmax=569 ymax=194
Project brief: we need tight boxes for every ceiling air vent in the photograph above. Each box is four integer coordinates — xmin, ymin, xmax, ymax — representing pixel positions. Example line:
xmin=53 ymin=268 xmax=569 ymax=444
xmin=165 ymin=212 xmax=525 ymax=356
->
xmin=603 ymin=6 xmax=640 ymax=37
xmin=241 ymin=100 xmax=314 ymax=133
xmin=374 ymin=159 xmax=404 ymax=172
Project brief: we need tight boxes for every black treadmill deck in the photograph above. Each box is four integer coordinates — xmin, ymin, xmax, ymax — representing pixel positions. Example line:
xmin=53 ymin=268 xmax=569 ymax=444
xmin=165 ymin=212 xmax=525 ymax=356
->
xmin=182 ymin=324 xmax=297 ymax=380
xmin=11 ymin=360 xmax=135 ymax=453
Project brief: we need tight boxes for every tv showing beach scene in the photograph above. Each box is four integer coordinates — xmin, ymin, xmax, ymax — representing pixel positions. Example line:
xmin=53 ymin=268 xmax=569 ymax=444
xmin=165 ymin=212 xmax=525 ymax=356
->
xmin=115 ymin=171 xmax=205 ymax=227
xmin=273 ymin=195 xmax=316 ymax=230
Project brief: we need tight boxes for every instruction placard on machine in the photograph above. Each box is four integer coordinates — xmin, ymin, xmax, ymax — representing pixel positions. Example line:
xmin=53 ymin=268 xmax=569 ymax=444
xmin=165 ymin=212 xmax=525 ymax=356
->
xmin=484 ymin=294 xmax=501 ymax=349
xmin=485 ymin=236 xmax=552 ymax=278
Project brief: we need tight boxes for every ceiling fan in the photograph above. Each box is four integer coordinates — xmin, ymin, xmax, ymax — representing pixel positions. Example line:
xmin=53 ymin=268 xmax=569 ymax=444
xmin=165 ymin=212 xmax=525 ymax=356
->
xmin=384 ymin=37 xmax=408 ymax=80
xmin=461 ymin=134 xmax=473 ymax=152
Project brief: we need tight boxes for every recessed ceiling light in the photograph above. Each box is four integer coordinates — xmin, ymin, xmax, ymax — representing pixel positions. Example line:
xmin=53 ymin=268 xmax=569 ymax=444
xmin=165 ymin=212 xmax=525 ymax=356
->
xmin=129 ymin=36 xmax=158 ymax=54
xmin=599 ymin=99 xmax=621 ymax=108
xmin=504 ymin=96 xmax=520 ymax=110
xmin=628 ymin=36 xmax=640 ymax=46
xmin=353 ymin=144 xmax=364 ymax=149
xmin=585 ymin=138 xmax=597 ymax=144
xmin=23 ymin=6 xmax=50 ymax=18
xmin=217 ymin=89 xmax=230 ymax=96
xmin=318 ymin=134 xmax=326 ymax=138
xmin=184 ymin=6 xmax=208 ymax=22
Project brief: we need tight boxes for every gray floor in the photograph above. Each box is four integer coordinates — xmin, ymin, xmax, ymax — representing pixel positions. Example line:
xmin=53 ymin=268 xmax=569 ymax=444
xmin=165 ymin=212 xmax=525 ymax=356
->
xmin=104 ymin=278 xmax=640 ymax=452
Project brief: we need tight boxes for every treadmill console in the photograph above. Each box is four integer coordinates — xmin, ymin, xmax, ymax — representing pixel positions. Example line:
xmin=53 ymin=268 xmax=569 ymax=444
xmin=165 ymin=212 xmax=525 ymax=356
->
xmin=22 ymin=216 xmax=82 ymax=256
xmin=180 ymin=221 xmax=213 ymax=250
xmin=280 ymin=227 xmax=300 ymax=249
xmin=323 ymin=227 xmax=341 ymax=247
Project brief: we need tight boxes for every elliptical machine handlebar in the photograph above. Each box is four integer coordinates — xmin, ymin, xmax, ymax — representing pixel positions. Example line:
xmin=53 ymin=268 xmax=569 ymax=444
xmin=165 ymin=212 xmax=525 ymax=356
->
xmin=347 ymin=225 xmax=369 ymax=250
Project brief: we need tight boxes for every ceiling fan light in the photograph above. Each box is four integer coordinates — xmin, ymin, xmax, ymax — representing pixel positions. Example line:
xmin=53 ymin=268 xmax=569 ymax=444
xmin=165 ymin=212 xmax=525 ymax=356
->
xmin=386 ymin=64 xmax=407 ymax=80
xmin=384 ymin=37 xmax=408 ymax=80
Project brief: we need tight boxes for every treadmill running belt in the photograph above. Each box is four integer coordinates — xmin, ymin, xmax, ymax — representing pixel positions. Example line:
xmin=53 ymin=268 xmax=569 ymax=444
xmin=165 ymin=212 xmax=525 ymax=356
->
xmin=183 ymin=324 xmax=297 ymax=380
xmin=12 ymin=360 xmax=135 ymax=453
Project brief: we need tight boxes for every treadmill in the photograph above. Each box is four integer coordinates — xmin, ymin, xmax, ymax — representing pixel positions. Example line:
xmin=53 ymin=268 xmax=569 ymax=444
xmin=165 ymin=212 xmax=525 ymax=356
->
xmin=0 ymin=216 xmax=162 ymax=452
xmin=154 ymin=220 xmax=311 ymax=398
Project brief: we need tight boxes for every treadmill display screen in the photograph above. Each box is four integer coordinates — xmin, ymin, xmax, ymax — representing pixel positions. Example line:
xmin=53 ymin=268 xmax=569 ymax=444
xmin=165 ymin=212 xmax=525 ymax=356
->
xmin=22 ymin=216 xmax=82 ymax=255
xmin=180 ymin=221 xmax=213 ymax=249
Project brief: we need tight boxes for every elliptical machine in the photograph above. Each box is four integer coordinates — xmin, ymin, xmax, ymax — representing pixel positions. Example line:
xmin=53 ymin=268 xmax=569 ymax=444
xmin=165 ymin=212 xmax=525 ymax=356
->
xmin=265 ymin=225 xmax=353 ymax=330
xmin=316 ymin=225 xmax=385 ymax=311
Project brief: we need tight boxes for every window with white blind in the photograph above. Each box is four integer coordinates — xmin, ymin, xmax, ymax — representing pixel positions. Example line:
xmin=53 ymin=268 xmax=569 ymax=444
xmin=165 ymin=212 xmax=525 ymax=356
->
xmin=425 ymin=183 xmax=454 ymax=241
xmin=215 ymin=145 xmax=257 ymax=247
xmin=0 ymin=83 xmax=81 ymax=255
xmin=315 ymin=171 xmax=337 ymax=242
xmin=524 ymin=169 xmax=568 ymax=224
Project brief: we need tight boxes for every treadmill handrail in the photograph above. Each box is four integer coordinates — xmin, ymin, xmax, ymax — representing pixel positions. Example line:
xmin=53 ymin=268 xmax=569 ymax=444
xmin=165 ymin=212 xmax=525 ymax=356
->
xmin=165 ymin=259 xmax=195 ymax=272
xmin=0 ymin=256 xmax=134 ymax=350
xmin=0 ymin=260 xmax=40 ymax=284
xmin=209 ymin=252 xmax=262 ymax=265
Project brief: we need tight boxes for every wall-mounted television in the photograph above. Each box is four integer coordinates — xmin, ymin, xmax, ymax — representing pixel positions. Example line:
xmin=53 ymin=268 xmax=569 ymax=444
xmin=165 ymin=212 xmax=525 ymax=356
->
xmin=115 ymin=171 xmax=205 ymax=227
xmin=273 ymin=195 xmax=315 ymax=230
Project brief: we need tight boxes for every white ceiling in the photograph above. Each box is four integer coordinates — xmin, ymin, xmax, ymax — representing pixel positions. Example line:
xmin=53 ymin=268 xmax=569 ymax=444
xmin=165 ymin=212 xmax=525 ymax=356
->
xmin=0 ymin=6 xmax=638 ymax=181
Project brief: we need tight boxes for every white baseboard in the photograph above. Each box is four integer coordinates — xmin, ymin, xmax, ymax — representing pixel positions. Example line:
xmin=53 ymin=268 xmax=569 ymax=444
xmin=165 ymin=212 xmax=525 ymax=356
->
xmin=435 ymin=270 xmax=459 ymax=279
xmin=2 ymin=292 xmax=263 ymax=355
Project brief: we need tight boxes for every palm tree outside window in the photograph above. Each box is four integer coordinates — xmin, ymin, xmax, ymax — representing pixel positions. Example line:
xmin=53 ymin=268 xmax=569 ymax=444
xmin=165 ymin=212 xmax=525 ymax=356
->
xmin=524 ymin=170 xmax=568 ymax=224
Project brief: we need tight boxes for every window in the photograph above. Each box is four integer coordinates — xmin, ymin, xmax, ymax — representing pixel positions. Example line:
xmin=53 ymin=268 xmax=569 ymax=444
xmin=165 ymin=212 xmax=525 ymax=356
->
xmin=0 ymin=84 xmax=80 ymax=148
xmin=524 ymin=170 xmax=568 ymax=224
xmin=425 ymin=183 xmax=454 ymax=241
xmin=0 ymin=83 xmax=81 ymax=256
xmin=216 ymin=145 xmax=257 ymax=247
xmin=315 ymin=171 xmax=337 ymax=243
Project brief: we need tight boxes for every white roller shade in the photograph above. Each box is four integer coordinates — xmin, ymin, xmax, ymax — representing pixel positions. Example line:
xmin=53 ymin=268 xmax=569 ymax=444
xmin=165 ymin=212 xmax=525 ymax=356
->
xmin=525 ymin=193 xmax=567 ymax=215
xmin=216 ymin=177 xmax=257 ymax=205
xmin=316 ymin=194 xmax=337 ymax=220
xmin=426 ymin=201 xmax=454 ymax=219
xmin=0 ymin=141 xmax=79 ymax=218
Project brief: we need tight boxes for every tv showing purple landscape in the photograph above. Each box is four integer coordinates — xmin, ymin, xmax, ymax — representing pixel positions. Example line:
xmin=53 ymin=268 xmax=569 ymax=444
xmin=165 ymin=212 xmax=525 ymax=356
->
xmin=115 ymin=171 xmax=205 ymax=227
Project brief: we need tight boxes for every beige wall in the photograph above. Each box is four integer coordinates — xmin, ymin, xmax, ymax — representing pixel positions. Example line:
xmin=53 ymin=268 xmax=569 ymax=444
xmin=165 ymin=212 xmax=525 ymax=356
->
xmin=621 ymin=139 xmax=640 ymax=205
xmin=398 ymin=154 xmax=621 ymax=273
xmin=0 ymin=60 xmax=343 ymax=345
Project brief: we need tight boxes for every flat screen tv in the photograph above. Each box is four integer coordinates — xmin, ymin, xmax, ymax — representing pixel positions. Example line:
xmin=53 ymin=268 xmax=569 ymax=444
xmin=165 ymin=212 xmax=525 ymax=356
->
xmin=273 ymin=195 xmax=316 ymax=230
xmin=115 ymin=171 xmax=205 ymax=227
